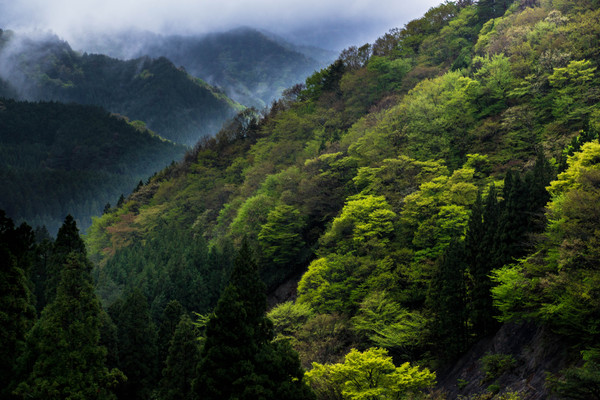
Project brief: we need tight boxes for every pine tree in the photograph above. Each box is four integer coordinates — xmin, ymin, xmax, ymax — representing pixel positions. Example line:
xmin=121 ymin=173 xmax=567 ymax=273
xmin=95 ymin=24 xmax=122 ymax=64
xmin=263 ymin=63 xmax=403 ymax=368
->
xmin=159 ymin=313 xmax=201 ymax=400
xmin=43 ymin=215 xmax=87 ymax=309
xmin=0 ymin=213 xmax=36 ymax=398
xmin=110 ymin=289 xmax=158 ymax=400
xmin=466 ymin=186 xmax=500 ymax=337
xmin=428 ymin=240 xmax=469 ymax=362
xmin=193 ymin=240 xmax=315 ymax=400
xmin=14 ymin=253 xmax=123 ymax=399
xmin=157 ymin=299 xmax=184 ymax=370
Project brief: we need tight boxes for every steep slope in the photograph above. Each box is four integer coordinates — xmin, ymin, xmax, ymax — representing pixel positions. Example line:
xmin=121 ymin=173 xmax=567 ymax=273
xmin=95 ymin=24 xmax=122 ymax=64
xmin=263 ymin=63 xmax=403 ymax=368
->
xmin=76 ymin=27 xmax=333 ymax=108
xmin=85 ymin=0 xmax=600 ymax=398
xmin=0 ymin=30 xmax=242 ymax=145
xmin=0 ymin=98 xmax=186 ymax=234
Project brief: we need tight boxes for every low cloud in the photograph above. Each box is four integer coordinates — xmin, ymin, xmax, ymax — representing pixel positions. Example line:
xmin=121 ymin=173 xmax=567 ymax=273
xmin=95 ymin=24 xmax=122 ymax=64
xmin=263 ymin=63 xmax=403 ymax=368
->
xmin=0 ymin=0 xmax=442 ymax=50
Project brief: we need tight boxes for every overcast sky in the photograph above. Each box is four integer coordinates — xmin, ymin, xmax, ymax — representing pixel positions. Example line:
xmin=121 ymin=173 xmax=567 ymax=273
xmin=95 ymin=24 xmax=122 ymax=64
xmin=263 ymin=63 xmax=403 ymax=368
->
xmin=0 ymin=0 xmax=442 ymax=50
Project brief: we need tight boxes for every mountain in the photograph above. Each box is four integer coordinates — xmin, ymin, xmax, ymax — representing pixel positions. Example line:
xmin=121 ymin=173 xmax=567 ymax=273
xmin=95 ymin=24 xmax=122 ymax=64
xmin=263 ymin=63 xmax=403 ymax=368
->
xmin=0 ymin=98 xmax=186 ymax=234
xmin=0 ymin=29 xmax=242 ymax=145
xmin=84 ymin=0 xmax=600 ymax=398
xmin=75 ymin=27 xmax=335 ymax=108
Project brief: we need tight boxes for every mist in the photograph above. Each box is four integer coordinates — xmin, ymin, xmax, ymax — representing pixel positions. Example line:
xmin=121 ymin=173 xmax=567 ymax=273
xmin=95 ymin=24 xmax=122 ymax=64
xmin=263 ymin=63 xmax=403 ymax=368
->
xmin=0 ymin=0 xmax=443 ymax=51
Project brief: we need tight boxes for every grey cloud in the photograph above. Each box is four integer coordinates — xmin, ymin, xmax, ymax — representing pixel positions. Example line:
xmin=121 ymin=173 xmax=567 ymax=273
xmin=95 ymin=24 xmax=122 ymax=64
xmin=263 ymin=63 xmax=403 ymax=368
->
xmin=0 ymin=0 xmax=442 ymax=50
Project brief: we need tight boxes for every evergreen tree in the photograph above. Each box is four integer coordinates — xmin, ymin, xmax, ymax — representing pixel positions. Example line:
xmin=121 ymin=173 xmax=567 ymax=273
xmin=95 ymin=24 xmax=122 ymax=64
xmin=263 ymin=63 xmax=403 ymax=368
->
xmin=428 ymin=240 xmax=469 ymax=362
xmin=159 ymin=313 xmax=201 ymax=400
xmin=193 ymin=240 xmax=314 ymax=400
xmin=495 ymin=171 xmax=529 ymax=267
xmin=43 ymin=215 xmax=87 ymax=309
xmin=466 ymin=186 xmax=500 ymax=337
xmin=0 ymin=213 xmax=36 ymax=398
xmin=14 ymin=253 xmax=123 ymax=399
xmin=110 ymin=289 xmax=158 ymax=400
xmin=157 ymin=299 xmax=184 ymax=370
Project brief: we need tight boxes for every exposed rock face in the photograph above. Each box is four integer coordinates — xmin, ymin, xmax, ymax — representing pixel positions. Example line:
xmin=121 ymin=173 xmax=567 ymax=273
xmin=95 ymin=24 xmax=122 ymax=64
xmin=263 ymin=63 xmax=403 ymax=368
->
xmin=438 ymin=323 xmax=570 ymax=399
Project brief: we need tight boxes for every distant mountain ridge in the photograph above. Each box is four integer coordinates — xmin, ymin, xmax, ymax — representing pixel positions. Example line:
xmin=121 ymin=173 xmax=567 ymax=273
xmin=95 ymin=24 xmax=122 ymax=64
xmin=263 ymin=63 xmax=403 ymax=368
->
xmin=0 ymin=29 xmax=242 ymax=145
xmin=0 ymin=98 xmax=187 ymax=234
xmin=75 ymin=27 xmax=335 ymax=108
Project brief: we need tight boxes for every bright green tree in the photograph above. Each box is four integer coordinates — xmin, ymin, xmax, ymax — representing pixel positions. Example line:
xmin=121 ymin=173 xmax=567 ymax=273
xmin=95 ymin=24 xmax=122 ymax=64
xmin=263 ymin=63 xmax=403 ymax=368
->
xmin=305 ymin=347 xmax=435 ymax=400
xmin=258 ymin=204 xmax=306 ymax=267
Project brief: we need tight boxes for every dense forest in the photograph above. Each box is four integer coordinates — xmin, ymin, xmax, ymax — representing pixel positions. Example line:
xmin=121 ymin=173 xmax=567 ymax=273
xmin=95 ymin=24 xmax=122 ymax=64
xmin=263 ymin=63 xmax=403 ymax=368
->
xmin=2 ymin=0 xmax=600 ymax=399
xmin=0 ymin=99 xmax=186 ymax=234
xmin=0 ymin=30 xmax=241 ymax=145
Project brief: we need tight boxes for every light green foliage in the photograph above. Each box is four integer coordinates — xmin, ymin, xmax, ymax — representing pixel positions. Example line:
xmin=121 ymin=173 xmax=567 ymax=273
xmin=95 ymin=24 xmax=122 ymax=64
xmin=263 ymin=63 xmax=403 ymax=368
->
xmin=351 ymin=292 xmax=430 ymax=356
xmin=366 ymin=56 xmax=413 ymax=93
xmin=548 ymin=59 xmax=598 ymax=122
xmin=267 ymin=301 xmax=314 ymax=340
xmin=492 ymin=142 xmax=600 ymax=339
xmin=401 ymin=166 xmax=478 ymax=260
xmin=258 ymin=204 xmax=306 ymax=266
xmin=320 ymin=194 xmax=397 ymax=256
xmin=353 ymin=156 xmax=448 ymax=211
xmin=472 ymin=54 xmax=515 ymax=116
xmin=305 ymin=347 xmax=435 ymax=400
xmin=229 ymin=193 xmax=275 ymax=246
xmin=396 ymin=71 xmax=480 ymax=165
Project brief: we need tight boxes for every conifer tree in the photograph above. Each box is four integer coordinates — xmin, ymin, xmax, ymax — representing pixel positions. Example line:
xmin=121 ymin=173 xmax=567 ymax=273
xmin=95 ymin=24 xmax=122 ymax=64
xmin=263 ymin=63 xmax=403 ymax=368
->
xmin=159 ymin=313 xmax=201 ymax=400
xmin=0 ymin=213 xmax=36 ymax=398
xmin=193 ymin=240 xmax=315 ymax=400
xmin=466 ymin=186 xmax=500 ymax=337
xmin=157 ymin=299 xmax=184 ymax=370
xmin=110 ymin=289 xmax=158 ymax=400
xmin=428 ymin=240 xmax=468 ymax=362
xmin=14 ymin=253 xmax=123 ymax=399
xmin=43 ymin=215 xmax=87 ymax=309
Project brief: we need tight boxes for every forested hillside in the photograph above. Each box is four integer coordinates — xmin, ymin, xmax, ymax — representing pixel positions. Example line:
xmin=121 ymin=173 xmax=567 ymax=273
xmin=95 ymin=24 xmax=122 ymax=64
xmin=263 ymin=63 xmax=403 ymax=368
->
xmin=0 ymin=30 xmax=242 ymax=145
xmin=77 ymin=27 xmax=334 ymax=108
xmin=3 ymin=0 xmax=600 ymax=399
xmin=0 ymin=99 xmax=186 ymax=234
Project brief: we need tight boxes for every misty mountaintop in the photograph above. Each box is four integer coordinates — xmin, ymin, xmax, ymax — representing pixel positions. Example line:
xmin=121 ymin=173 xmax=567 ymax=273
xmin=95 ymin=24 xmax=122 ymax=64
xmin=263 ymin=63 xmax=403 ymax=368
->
xmin=75 ymin=27 xmax=336 ymax=108
xmin=0 ymin=29 xmax=242 ymax=145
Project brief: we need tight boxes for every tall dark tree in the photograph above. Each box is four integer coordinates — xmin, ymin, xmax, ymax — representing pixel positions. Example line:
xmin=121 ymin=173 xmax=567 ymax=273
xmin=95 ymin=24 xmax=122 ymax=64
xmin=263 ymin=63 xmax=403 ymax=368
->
xmin=14 ymin=253 xmax=123 ymax=399
xmin=42 ymin=215 xmax=87 ymax=309
xmin=466 ymin=186 xmax=500 ymax=337
xmin=193 ymin=240 xmax=315 ymax=400
xmin=110 ymin=289 xmax=158 ymax=400
xmin=428 ymin=240 xmax=469 ymax=362
xmin=476 ymin=0 xmax=513 ymax=22
xmin=0 ymin=212 xmax=36 ymax=398
xmin=159 ymin=313 xmax=201 ymax=400
xmin=157 ymin=299 xmax=184 ymax=370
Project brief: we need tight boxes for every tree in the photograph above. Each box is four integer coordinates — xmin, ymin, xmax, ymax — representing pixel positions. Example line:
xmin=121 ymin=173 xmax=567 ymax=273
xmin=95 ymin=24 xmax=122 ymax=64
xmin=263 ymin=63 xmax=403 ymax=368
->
xmin=43 ymin=215 xmax=87 ymax=309
xmin=258 ymin=204 xmax=306 ymax=269
xmin=0 ymin=212 xmax=36 ymax=397
xmin=157 ymin=300 xmax=184 ymax=370
xmin=193 ymin=240 xmax=315 ymax=400
xmin=305 ymin=347 xmax=435 ymax=400
xmin=110 ymin=289 xmax=158 ymax=400
xmin=465 ymin=186 xmax=499 ymax=337
xmin=159 ymin=313 xmax=201 ymax=400
xmin=15 ymin=254 xmax=123 ymax=399
xmin=428 ymin=240 xmax=469 ymax=361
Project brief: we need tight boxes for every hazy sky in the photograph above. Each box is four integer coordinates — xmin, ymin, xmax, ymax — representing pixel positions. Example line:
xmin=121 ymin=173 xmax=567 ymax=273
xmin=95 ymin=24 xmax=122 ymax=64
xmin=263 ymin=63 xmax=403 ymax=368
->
xmin=0 ymin=0 xmax=442 ymax=50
